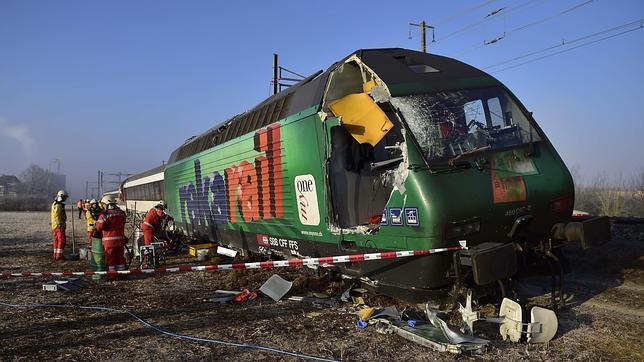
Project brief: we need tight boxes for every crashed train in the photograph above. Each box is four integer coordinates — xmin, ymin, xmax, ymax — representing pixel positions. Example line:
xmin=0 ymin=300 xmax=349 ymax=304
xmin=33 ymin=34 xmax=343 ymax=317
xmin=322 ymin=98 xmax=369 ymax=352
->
xmin=121 ymin=48 xmax=609 ymax=299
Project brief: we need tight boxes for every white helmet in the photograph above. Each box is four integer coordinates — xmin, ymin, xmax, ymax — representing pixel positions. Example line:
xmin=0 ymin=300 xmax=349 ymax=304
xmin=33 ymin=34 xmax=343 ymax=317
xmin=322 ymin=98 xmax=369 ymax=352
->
xmin=156 ymin=200 xmax=167 ymax=209
xmin=101 ymin=195 xmax=116 ymax=205
xmin=56 ymin=190 xmax=69 ymax=198
xmin=90 ymin=199 xmax=98 ymax=204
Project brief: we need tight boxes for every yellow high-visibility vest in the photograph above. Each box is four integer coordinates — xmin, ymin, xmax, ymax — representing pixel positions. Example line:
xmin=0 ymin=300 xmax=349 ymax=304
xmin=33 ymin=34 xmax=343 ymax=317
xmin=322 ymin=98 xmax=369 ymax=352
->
xmin=51 ymin=202 xmax=66 ymax=230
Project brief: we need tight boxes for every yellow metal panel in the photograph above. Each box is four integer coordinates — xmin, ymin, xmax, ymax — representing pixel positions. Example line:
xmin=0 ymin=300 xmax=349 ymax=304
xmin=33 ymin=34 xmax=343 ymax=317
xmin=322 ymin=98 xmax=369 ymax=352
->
xmin=362 ymin=79 xmax=379 ymax=93
xmin=329 ymin=93 xmax=393 ymax=146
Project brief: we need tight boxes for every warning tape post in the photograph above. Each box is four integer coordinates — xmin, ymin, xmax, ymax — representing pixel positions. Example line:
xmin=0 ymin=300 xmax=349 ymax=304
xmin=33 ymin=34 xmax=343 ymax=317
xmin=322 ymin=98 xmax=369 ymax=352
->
xmin=1 ymin=246 xmax=466 ymax=279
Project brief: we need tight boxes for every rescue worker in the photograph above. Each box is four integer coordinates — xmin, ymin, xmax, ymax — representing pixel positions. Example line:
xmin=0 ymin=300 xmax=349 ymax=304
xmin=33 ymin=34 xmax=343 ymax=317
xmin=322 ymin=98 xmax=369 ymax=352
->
xmin=85 ymin=199 xmax=103 ymax=243
xmin=51 ymin=190 xmax=69 ymax=260
xmin=96 ymin=195 xmax=127 ymax=272
xmin=141 ymin=200 xmax=173 ymax=246
xmin=83 ymin=199 xmax=90 ymax=218
xmin=76 ymin=199 xmax=84 ymax=219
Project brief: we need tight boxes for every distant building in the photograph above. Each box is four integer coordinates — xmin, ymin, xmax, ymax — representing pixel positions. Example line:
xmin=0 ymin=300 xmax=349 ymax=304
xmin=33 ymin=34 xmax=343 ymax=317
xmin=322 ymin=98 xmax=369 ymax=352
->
xmin=0 ymin=175 xmax=23 ymax=201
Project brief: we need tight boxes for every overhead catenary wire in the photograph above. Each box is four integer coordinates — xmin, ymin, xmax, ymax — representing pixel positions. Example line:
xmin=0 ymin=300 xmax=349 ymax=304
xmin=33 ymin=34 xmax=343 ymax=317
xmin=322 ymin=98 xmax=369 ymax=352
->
xmin=0 ymin=300 xmax=338 ymax=362
xmin=511 ymin=0 xmax=596 ymax=34
xmin=452 ymin=0 xmax=597 ymax=56
xmin=488 ymin=23 xmax=643 ymax=73
xmin=482 ymin=19 xmax=643 ymax=70
xmin=434 ymin=0 xmax=501 ymax=26
xmin=436 ymin=0 xmax=545 ymax=43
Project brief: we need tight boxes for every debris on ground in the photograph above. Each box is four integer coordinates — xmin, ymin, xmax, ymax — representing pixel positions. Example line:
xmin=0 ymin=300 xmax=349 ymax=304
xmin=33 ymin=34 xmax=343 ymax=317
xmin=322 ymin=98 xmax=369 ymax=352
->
xmin=1 ymin=213 xmax=643 ymax=360
xmin=42 ymin=278 xmax=89 ymax=292
xmin=259 ymin=274 xmax=293 ymax=302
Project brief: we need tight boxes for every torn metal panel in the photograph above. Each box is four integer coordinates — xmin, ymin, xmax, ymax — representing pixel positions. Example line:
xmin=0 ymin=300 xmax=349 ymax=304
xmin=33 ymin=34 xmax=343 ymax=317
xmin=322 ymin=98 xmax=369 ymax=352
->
xmin=374 ymin=318 xmax=487 ymax=354
xmin=425 ymin=304 xmax=490 ymax=345
xmin=323 ymin=56 xmax=394 ymax=146
xmin=381 ymin=132 xmax=409 ymax=196
xmin=329 ymin=93 xmax=394 ymax=146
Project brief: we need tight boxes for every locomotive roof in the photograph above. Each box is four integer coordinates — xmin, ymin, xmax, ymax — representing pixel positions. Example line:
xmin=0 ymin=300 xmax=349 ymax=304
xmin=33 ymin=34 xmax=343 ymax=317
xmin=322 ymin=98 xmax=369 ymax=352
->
xmin=167 ymin=48 xmax=498 ymax=164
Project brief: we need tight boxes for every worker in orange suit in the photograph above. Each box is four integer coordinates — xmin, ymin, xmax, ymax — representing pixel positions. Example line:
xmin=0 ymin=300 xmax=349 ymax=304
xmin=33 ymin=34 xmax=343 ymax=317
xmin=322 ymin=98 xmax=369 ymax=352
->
xmin=76 ymin=199 xmax=84 ymax=219
xmin=51 ymin=190 xmax=69 ymax=260
xmin=141 ymin=200 xmax=173 ymax=246
xmin=96 ymin=195 xmax=127 ymax=272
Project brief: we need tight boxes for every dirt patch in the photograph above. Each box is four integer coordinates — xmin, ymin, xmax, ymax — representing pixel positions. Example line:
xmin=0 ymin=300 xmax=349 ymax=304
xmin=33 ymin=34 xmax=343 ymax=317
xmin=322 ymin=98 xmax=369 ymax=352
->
xmin=1 ymin=211 xmax=643 ymax=360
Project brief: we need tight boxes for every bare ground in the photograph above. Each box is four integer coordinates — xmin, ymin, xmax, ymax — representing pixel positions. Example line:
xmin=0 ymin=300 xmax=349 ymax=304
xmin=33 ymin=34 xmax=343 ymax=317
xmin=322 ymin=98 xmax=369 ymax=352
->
xmin=0 ymin=211 xmax=642 ymax=361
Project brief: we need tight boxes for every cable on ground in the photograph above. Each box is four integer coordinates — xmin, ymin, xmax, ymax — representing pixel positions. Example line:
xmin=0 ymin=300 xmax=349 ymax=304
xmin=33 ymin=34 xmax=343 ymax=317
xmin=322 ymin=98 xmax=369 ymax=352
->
xmin=0 ymin=300 xmax=338 ymax=362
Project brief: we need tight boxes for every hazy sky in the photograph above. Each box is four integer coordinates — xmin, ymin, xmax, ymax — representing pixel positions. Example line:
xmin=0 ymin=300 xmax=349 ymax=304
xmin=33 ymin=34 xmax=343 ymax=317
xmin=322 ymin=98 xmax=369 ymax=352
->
xmin=1 ymin=0 xmax=643 ymax=199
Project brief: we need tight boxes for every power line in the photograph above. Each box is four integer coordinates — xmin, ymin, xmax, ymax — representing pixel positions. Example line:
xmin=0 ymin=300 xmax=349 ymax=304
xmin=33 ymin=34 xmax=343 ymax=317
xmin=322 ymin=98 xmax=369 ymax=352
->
xmin=490 ymin=26 xmax=643 ymax=73
xmin=483 ymin=19 xmax=643 ymax=70
xmin=436 ymin=0 xmax=545 ymax=43
xmin=434 ymin=0 xmax=501 ymax=26
xmin=452 ymin=0 xmax=597 ymax=56
xmin=511 ymin=0 xmax=595 ymax=33
xmin=487 ymin=20 xmax=643 ymax=73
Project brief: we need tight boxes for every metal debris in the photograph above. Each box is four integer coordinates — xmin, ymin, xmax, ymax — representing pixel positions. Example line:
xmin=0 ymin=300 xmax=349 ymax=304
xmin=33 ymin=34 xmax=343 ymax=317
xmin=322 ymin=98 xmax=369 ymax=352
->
xmin=458 ymin=290 xmax=559 ymax=344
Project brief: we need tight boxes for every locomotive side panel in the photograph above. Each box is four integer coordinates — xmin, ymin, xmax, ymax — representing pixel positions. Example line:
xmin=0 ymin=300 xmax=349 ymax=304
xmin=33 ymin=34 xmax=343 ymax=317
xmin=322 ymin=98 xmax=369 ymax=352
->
xmin=164 ymin=107 xmax=338 ymax=256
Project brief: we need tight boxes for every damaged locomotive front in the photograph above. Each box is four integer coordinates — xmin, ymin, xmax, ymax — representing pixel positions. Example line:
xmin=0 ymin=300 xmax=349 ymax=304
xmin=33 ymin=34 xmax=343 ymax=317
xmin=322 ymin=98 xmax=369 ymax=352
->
xmin=155 ymin=48 xmax=610 ymax=302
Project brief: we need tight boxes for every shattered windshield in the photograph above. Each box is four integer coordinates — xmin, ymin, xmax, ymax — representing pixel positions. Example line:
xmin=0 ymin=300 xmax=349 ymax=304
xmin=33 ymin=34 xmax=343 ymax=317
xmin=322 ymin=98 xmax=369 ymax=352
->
xmin=391 ymin=87 xmax=541 ymax=162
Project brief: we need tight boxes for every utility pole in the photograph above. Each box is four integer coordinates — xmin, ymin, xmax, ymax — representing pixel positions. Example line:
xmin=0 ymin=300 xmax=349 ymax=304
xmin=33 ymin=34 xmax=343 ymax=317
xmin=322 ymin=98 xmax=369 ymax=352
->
xmin=273 ymin=53 xmax=279 ymax=95
xmin=409 ymin=20 xmax=436 ymax=52
xmin=85 ymin=181 xmax=99 ymax=199
xmin=97 ymin=170 xmax=103 ymax=197
xmin=271 ymin=52 xmax=306 ymax=95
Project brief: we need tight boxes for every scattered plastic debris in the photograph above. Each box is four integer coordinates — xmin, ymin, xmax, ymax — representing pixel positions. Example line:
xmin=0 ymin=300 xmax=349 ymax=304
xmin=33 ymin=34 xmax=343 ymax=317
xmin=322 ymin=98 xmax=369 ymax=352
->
xmin=358 ymin=307 xmax=375 ymax=321
xmin=356 ymin=320 xmax=369 ymax=329
xmin=259 ymin=274 xmax=293 ymax=302
xmin=352 ymin=301 xmax=488 ymax=354
xmin=305 ymin=311 xmax=323 ymax=318
xmin=352 ymin=296 xmax=365 ymax=305
xmin=458 ymin=290 xmax=558 ymax=344
xmin=216 ymin=246 xmax=237 ymax=258
xmin=286 ymin=296 xmax=337 ymax=306
xmin=42 ymin=278 xmax=89 ymax=292
xmin=233 ymin=288 xmax=258 ymax=302
xmin=204 ymin=292 xmax=236 ymax=304
xmin=340 ymin=284 xmax=354 ymax=302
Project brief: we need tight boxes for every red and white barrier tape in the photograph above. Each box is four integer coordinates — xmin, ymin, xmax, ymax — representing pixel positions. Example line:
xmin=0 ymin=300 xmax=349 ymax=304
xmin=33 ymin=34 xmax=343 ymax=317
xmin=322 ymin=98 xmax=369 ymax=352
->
xmin=1 ymin=246 xmax=466 ymax=278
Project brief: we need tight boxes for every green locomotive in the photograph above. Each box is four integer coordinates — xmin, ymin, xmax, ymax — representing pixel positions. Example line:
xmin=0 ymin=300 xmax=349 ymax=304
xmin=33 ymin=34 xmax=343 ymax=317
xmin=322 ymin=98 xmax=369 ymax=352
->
xmin=130 ymin=48 xmax=609 ymax=299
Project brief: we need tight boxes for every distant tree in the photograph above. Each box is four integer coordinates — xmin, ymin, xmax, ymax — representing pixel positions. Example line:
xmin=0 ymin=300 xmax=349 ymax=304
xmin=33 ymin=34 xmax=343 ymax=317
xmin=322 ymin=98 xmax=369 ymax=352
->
xmin=19 ymin=164 xmax=58 ymax=197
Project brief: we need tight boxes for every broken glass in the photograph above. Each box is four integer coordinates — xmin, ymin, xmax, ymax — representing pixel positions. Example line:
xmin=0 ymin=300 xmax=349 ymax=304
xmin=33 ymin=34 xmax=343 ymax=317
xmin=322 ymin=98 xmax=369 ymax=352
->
xmin=391 ymin=87 xmax=541 ymax=163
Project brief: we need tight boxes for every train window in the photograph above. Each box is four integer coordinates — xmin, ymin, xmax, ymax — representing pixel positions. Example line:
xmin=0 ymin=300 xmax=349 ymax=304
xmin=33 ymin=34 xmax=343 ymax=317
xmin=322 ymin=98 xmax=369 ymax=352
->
xmin=463 ymin=100 xmax=486 ymax=129
xmin=391 ymin=87 xmax=542 ymax=161
xmin=487 ymin=97 xmax=505 ymax=128
xmin=153 ymin=182 xmax=160 ymax=199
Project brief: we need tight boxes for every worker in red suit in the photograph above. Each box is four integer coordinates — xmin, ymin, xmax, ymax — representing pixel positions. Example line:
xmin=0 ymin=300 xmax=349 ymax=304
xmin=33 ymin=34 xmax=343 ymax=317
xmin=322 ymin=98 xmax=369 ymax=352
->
xmin=141 ymin=200 xmax=173 ymax=246
xmin=96 ymin=195 xmax=127 ymax=272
